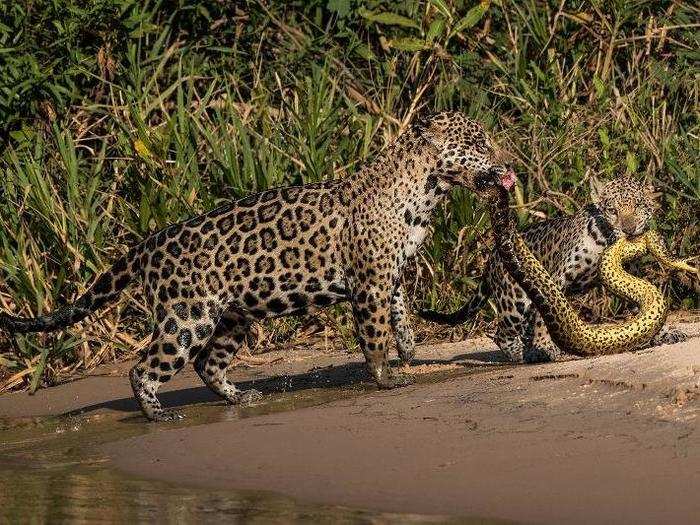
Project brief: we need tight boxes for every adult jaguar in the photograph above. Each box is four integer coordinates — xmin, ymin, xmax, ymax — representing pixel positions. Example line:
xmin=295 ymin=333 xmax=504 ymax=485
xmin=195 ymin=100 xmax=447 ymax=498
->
xmin=1 ymin=111 xmax=516 ymax=421
xmin=420 ymin=176 xmax=685 ymax=362
xmin=469 ymin=174 xmax=696 ymax=357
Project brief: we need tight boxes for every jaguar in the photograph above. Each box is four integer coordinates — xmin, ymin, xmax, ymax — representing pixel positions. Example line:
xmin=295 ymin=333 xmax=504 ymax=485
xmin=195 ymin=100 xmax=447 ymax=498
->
xmin=420 ymin=176 xmax=684 ymax=362
xmin=468 ymin=175 xmax=696 ymax=358
xmin=1 ymin=111 xmax=515 ymax=421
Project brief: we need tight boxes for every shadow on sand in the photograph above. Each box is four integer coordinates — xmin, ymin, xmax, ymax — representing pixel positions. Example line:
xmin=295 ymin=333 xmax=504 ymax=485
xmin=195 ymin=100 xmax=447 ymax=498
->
xmin=63 ymin=347 xmax=505 ymax=418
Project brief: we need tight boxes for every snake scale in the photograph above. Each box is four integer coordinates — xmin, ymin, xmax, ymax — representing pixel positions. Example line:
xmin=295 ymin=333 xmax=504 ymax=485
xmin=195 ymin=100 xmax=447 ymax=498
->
xmin=481 ymin=184 xmax=697 ymax=356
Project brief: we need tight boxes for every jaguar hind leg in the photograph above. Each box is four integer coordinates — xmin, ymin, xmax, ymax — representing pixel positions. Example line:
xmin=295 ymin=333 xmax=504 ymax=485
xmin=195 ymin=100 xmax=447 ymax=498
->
xmin=194 ymin=311 xmax=263 ymax=405
xmin=130 ymin=304 xmax=220 ymax=422
xmin=522 ymin=311 xmax=563 ymax=363
xmin=493 ymin=323 xmax=525 ymax=363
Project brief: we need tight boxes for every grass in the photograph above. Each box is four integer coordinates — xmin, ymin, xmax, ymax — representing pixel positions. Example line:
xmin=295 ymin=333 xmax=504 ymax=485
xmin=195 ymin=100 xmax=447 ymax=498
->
xmin=0 ymin=0 xmax=698 ymax=391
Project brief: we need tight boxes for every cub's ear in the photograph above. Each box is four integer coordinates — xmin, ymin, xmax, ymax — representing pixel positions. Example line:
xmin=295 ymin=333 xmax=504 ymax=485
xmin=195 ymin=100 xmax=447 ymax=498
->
xmin=588 ymin=175 xmax=606 ymax=202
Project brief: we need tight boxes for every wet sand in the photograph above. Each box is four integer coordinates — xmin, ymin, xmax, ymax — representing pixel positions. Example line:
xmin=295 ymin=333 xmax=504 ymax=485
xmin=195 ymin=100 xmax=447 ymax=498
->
xmin=1 ymin=321 xmax=699 ymax=524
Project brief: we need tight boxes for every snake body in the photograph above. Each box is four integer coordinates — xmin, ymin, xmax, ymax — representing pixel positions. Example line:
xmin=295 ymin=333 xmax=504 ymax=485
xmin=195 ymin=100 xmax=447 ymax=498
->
xmin=485 ymin=185 xmax=696 ymax=356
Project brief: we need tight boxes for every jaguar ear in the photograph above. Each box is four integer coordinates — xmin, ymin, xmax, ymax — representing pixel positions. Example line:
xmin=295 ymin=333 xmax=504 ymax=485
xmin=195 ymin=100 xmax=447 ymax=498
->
xmin=588 ymin=175 xmax=605 ymax=202
xmin=414 ymin=116 xmax=443 ymax=150
xmin=645 ymin=182 xmax=662 ymax=209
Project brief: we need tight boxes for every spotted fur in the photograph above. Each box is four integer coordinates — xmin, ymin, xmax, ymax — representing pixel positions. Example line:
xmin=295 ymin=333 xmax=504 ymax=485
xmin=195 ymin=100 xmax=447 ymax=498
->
xmin=419 ymin=176 xmax=681 ymax=362
xmin=0 ymin=111 xmax=513 ymax=421
xmin=471 ymin=179 xmax=694 ymax=359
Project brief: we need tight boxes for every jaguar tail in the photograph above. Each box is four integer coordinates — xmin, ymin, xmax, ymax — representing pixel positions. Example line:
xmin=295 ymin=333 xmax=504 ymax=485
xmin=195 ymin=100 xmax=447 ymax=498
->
xmin=0 ymin=246 xmax=141 ymax=334
xmin=419 ymin=280 xmax=490 ymax=326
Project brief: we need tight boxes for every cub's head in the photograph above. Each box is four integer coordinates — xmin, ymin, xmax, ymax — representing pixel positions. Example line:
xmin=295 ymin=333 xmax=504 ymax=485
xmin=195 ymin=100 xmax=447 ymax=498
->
xmin=590 ymin=176 xmax=657 ymax=237
xmin=417 ymin=111 xmax=516 ymax=192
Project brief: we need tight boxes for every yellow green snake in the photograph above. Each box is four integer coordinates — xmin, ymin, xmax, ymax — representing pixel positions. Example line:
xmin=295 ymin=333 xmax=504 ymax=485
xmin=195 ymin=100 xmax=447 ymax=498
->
xmin=484 ymin=185 xmax=698 ymax=356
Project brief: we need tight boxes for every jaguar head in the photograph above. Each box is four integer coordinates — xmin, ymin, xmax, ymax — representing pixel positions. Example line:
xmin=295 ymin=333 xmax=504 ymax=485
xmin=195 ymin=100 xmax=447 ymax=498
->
xmin=590 ymin=176 xmax=657 ymax=238
xmin=418 ymin=111 xmax=516 ymax=192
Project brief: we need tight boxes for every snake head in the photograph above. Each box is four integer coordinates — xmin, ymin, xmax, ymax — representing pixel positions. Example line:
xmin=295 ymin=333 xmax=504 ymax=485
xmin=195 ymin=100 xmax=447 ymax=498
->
xmin=473 ymin=168 xmax=516 ymax=193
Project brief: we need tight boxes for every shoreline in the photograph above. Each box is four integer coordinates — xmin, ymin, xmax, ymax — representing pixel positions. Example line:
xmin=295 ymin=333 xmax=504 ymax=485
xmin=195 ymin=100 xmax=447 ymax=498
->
xmin=1 ymin=321 xmax=698 ymax=524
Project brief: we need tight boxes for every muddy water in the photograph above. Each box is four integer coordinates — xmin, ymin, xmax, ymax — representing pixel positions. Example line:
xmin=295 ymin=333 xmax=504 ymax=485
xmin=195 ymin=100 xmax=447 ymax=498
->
xmin=0 ymin=370 xmax=506 ymax=523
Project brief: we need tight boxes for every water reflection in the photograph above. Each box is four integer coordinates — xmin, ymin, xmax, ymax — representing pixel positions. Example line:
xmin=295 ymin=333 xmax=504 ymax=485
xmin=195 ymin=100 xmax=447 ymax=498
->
xmin=0 ymin=368 xmax=510 ymax=524
xmin=2 ymin=457 xmax=464 ymax=523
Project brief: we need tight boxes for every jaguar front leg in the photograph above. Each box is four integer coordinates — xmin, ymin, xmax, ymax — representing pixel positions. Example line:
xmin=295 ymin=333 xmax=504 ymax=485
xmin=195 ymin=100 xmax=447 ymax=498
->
xmin=352 ymin=283 xmax=414 ymax=389
xmin=649 ymin=326 xmax=687 ymax=347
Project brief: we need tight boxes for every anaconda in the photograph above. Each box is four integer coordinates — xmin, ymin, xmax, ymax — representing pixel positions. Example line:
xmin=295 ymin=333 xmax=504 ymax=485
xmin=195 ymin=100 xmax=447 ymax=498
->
xmin=478 ymin=181 xmax=697 ymax=356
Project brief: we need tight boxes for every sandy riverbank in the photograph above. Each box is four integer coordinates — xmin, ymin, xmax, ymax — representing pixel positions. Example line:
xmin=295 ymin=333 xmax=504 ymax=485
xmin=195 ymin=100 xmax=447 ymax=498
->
xmin=1 ymin=321 xmax=698 ymax=524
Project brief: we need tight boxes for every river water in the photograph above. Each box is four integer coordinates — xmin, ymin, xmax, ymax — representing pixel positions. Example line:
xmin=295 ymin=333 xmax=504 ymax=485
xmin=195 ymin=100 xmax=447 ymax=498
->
xmin=0 ymin=371 xmax=510 ymax=523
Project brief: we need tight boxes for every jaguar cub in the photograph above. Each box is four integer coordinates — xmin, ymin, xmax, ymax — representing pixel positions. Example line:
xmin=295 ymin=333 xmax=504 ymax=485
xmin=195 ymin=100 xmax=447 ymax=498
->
xmin=420 ymin=176 xmax=682 ymax=363
xmin=1 ymin=111 xmax=515 ymax=421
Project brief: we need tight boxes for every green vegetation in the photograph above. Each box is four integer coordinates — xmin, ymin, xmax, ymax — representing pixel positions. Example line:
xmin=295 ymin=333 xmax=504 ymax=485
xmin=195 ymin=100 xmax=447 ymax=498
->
xmin=0 ymin=0 xmax=697 ymax=391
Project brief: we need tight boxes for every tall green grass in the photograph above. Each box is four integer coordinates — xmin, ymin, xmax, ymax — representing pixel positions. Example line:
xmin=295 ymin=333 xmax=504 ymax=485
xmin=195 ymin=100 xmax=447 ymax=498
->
xmin=0 ymin=0 xmax=698 ymax=390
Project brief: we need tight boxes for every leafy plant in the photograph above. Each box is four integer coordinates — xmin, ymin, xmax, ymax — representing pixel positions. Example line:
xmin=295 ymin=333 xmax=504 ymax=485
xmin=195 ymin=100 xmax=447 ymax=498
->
xmin=0 ymin=0 xmax=697 ymax=391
